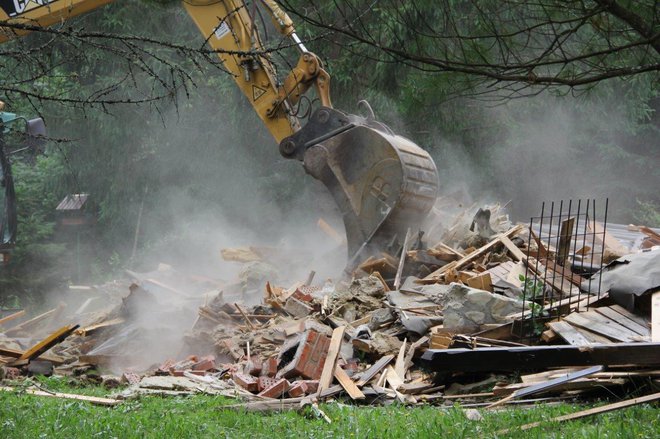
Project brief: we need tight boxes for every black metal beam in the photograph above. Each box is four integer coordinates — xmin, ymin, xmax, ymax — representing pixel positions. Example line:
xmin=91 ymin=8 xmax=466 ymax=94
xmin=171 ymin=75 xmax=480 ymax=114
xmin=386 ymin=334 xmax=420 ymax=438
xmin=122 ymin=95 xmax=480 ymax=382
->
xmin=421 ymin=343 xmax=660 ymax=372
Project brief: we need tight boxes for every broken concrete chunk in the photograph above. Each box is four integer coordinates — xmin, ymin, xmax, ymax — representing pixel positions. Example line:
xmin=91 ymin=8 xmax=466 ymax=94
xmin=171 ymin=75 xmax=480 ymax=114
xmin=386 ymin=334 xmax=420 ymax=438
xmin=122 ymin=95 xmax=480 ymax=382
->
xmin=138 ymin=376 xmax=200 ymax=391
xmin=284 ymin=297 xmax=313 ymax=318
xmin=441 ymin=283 xmax=523 ymax=332
xmin=399 ymin=314 xmax=444 ymax=335
xmin=352 ymin=331 xmax=403 ymax=357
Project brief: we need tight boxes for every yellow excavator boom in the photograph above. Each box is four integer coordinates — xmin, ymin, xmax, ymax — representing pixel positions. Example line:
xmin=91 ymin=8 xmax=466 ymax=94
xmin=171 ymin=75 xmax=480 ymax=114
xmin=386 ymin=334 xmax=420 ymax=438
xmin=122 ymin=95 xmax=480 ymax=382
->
xmin=0 ymin=0 xmax=439 ymax=267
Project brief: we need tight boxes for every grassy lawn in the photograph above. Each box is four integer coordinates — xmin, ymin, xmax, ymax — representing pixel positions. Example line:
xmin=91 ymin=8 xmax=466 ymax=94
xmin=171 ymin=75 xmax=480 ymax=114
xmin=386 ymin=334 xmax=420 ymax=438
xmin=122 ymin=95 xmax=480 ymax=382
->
xmin=0 ymin=377 xmax=658 ymax=438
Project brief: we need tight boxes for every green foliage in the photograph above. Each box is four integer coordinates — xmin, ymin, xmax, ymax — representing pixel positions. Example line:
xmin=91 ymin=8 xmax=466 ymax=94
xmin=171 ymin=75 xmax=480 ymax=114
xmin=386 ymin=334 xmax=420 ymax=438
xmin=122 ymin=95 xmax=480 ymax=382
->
xmin=0 ymin=154 xmax=68 ymax=305
xmin=634 ymin=199 xmax=660 ymax=228
xmin=519 ymin=274 xmax=549 ymax=336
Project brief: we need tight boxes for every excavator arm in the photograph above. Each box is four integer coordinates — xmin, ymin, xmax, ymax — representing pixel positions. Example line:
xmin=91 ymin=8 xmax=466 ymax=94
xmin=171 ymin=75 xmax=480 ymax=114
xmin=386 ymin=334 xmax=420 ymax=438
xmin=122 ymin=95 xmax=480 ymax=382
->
xmin=0 ymin=0 xmax=439 ymax=268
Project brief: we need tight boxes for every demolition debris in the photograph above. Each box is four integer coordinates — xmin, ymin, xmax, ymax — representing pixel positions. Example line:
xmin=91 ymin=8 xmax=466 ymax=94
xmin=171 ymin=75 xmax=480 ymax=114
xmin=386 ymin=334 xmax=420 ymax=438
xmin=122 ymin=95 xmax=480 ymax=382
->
xmin=1 ymin=198 xmax=659 ymax=427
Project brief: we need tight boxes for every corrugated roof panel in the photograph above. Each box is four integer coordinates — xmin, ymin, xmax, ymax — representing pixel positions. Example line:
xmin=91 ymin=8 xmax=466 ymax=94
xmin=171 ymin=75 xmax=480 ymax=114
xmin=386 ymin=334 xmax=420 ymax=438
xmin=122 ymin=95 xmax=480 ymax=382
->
xmin=56 ymin=194 xmax=89 ymax=211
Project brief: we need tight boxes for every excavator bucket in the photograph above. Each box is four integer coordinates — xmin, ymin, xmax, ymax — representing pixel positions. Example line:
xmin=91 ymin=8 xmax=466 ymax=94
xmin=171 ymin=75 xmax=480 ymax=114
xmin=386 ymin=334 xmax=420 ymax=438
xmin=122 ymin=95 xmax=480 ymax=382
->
xmin=279 ymin=107 xmax=439 ymax=268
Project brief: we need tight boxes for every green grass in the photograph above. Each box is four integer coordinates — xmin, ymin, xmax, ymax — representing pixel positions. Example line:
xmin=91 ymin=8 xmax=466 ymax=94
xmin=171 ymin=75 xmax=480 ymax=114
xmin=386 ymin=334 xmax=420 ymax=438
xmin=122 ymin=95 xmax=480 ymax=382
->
xmin=0 ymin=377 xmax=658 ymax=438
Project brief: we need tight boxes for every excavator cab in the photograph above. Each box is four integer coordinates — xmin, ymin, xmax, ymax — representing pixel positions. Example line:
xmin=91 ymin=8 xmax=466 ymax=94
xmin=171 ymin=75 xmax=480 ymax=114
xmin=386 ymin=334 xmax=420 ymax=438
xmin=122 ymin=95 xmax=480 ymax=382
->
xmin=0 ymin=106 xmax=46 ymax=263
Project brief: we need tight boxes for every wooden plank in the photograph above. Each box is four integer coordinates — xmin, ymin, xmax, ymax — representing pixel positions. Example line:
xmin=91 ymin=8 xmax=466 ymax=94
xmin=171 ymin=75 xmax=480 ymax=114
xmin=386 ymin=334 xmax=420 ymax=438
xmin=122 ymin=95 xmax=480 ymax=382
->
xmin=354 ymin=355 xmax=394 ymax=387
xmin=317 ymin=218 xmax=344 ymax=244
xmin=594 ymin=307 xmax=650 ymax=337
xmin=528 ymin=228 xmax=549 ymax=259
xmin=318 ymin=326 xmax=346 ymax=392
xmin=609 ymin=304 xmax=650 ymax=328
xmin=563 ymin=312 xmax=637 ymax=343
xmin=521 ymin=368 xmax=581 ymax=384
xmin=589 ymin=221 xmax=629 ymax=258
xmin=548 ymin=321 xmax=592 ymax=347
xmin=421 ymin=343 xmax=660 ymax=372
xmin=424 ymin=225 xmax=524 ymax=280
xmin=487 ymin=365 xmax=603 ymax=408
xmin=557 ymin=217 xmax=576 ymax=264
xmin=0 ymin=310 xmax=25 ymax=326
xmin=17 ymin=324 xmax=79 ymax=362
xmin=0 ymin=347 xmax=64 ymax=364
xmin=466 ymin=272 xmax=493 ymax=292
xmin=576 ymin=327 xmax=615 ymax=345
xmin=583 ymin=310 xmax=647 ymax=340
xmin=384 ymin=365 xmax=403 ymax=390
xmin=393 ymin=228 xmax=412 ymax=290
xmin=653 ymin=292 xmax=660 ymax=343
xmin=493 ymin=377 xmax=627 ymax=397
xmin=394 ymin=339 xmax=407 ymax=380
xmin=500 ymin=235 xmax=526 ymax=262
xmin=334 ymin=365 xmax=365 ymax=400
xmin=0 ymin=386 xmax=121 ymax=406
xmin=75 ymin=318 xmax=125 ymax=336
xmin=501 ymin=392 xmax=660 ymax=434
xmin=4 ymin=307 xmax=60 ymax=335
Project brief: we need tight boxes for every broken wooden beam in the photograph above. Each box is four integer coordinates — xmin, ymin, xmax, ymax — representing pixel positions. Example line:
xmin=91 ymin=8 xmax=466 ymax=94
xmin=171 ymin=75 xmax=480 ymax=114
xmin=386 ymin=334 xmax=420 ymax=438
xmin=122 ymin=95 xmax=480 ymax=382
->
xmin=354 ymin=354 xmax=394 ymax=387
xmin=424 ymin=225 xmax=524 ymax=280
xmin=500 ymin=392 xmax=660 ymax=434
xmin=4 ymin=306 xmax=64 ymax=336
xmin=421 ymin=343 xmax=660 ymax=372
xmin=0 ymin=347 xmax=64 ymax=365
xmin=0 ymin=310 xmax=25 ymax=327
xmin=318 ymin=326 xmax=346 ymax=392
xmin=486 ymin=365 xmax=603 ymax=408
xmin=333 ymin=365 xmax=365 ymax=400
xmin=13 ymin=325 xmax=79 ymax=364
xmin=0 ymin=386 xmax=121 ymax=406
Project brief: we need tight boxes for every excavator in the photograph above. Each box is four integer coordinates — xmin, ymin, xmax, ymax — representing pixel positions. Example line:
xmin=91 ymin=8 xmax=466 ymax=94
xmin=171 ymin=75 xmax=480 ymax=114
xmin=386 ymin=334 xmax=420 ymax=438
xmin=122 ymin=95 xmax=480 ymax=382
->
xmin=0 ymin=0 xmax=439 ymax=269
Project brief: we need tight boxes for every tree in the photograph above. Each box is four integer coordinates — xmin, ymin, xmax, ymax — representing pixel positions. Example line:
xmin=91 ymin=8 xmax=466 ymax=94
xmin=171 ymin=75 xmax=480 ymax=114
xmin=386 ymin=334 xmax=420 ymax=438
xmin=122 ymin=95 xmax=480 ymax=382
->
xmin=282 ymin=0 xmax=659 ymax=97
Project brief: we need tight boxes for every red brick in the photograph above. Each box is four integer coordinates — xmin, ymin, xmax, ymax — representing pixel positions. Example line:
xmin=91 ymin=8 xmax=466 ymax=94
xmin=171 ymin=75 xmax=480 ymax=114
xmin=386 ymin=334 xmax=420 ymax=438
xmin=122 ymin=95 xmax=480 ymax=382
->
xmin=3 ymin=367 xmax=21 ymax=380
xmin=260 ymin=357 xmax=278 ymax=377
xmin=121 ymin=372 xmax=141 ymax=386
xmin=343 ymin=359 xmax=359 ymax=376
xmin=287 ymin=381 xmax=309 ymax=397
xmin=233 ymin=373 xmax=258 ymax=392
xmin=257 ymin=376 xmax=278 ymax=392
xmin=192 ymin=356 xmax=216 ymax=372
xmin=157 ymin=359 xmax=176 ymax=374
xmin=277 ymin=330 xmax=330 ymax=380
xmin=287 ymin=380 xmax=318 ymax=397
xmin=258 ymin=378 xmax=290 ymax=398
xmin=292 ymin=288 xmax=313 ymax=302
xmin=245 ymin=356 xmax=263 ymax=376
xmin=301 ymin=380 xmax=319 ymax=394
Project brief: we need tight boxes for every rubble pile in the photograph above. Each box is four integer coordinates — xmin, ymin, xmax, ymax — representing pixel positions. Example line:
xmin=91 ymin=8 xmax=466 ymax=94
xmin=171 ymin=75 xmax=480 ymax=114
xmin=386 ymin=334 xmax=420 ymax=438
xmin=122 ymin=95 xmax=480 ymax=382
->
xmin=1 ymin=202 xmax=659 ymax=416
